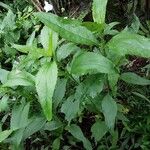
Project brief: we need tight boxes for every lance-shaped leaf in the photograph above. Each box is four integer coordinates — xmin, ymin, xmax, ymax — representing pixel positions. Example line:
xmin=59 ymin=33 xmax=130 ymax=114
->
xmin=10 ymin=103 xmax=30 ymax=130
xmin=91 ymin=120 xmax=108 ymax=142
xmin=70 ymin=52 xmax=115 ymax=75
xmin=57 ymin=43 xmax=81 ymax=61
xmin=40 ymin=26 xmax=58 ymax=56
xmin=108 ymin=31 xmax=150 ymax=58
xmin=0 ymin=130 xmax=13 ymax=143
xmin=13 ymin=44 xmax=48 ymax=59
xmin=120 ymin=72 xmax=150 ymax=85
xmin=67 ymin=124 xmax=92 ymax=150
xmin=102 ymin=94 xmax=117 ymax=129
xmin=36 ymin=61 xmax=58 ymax=121
xmin=3 ymin=70 xmax=35 ymax=87
xmin=0 ymin=68 xmax=9 ymax=84
xmin=92 ymin=0 xmax=108 ymax=24
xmin=34 ymin=12 xmax=98 ymax=45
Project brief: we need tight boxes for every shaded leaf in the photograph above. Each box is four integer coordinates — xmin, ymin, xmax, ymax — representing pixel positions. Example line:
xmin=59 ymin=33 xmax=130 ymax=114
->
xmin=10 ymin=128 xmax=24 ymax=147
xmin=67 ymin=124 xmax=92 ymax=150
xmin=91 ymin=120 xmax=108 ymax=141
xmin=108 ymin=73 xmax=120 ymax=96
xmin=120 ymin=72 xmax=150 ymax=85
xmin=61 ymin=96 xmax=79 ymax=123
xmin=52 ymin=138 xmax=60 ymax=150
xmin=44 ymin=120 xmax=63 ymax=131
xmin=132 ymin=92 xmax=150 ymax=103
xmin=53 ymin=78 xmax=67 ymax=109
xmin=102 ymin=94 xmax=117 ymax=129
xmin=23 ymin=116 xmax=46 ymax=140
xmin=10 ymin=103 xmax=30 ymax=130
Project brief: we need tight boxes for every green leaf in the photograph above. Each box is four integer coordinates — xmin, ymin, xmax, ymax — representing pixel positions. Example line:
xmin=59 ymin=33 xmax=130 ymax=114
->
xmin=0 ymin=130 xmax=13 ymax=142
xmin=91 ymin=120 xmax=108 ymax=141
xmin=26 ymin=31 xmax=36 ymax=46
xmin=57 ymin=43 xmax=81 ymax=61
xmin=120 ymin=72 xmax=150 ymax=85
xmin=108 ymin=32 xmax=150 ymax=58
xmin=10 ymin=103 xmax=30 ymax=130
xmin=132 ymin=92 xmax=150 ymax=103
xmin=44 ymin=120 xmax=63 ymax=131
xmin=52 ymin=138 xmax=60 ymax=150
xmin=34 ymin=12 xmax=98 ymax=45
xmin=0 ymin=2 xmax=12 ymax=10
xmin=10 ymin=128 xmax=24 ymax=147
xmin=61 ymin=96 xmax=79 ymax=123
xmin=82 ymin=22 xmax=103 ymax=33
xmin=108 ymin=73 xmax=120 ymax=96
xmin=67 ymin=124 xmax=92 ymax=150
xmin=129 ymin=15 xmax=140 ymax=33
xmin=92 ymin=0 xmax=108 ymax=24
xmin=12 ymin=44 xmax=32 ymax=53
xmin=9 ymin=103 xmax=30 ymax=147
xmin=53 ymin=78 xmax=67 ymax=109
xmin=84 ymin=74 xmax=104 ymax=98
xmin=13 ymin=44 xmax=47 ymax=58
xmin=0 ymin=68 xmax=9 ymax=84
xmin=3 ymin=70 xmax=35 ymax=87
xmin=0 ymin=10 xmax=16 ymax=31
xmin=23 ymin=117 xmax=46 ymax=140
xmin=70 ymin=52 xmax=115 ymax=75
xmin=36 ymin=61 xmax=58 ymax=121
xmin=40 ymin=26 xmax=58 ymax=56
xmin=102 ymin=94 xmax=117 ymax=129
xmin=0 ymin=95 xmax=9 ymax=112
xmin=104 ymin=22 xmax=119 ymax=35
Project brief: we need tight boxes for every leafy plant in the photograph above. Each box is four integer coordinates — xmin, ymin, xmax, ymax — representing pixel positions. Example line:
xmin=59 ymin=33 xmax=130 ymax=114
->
xmin=0 ymin=0 xmax=150 ymax=149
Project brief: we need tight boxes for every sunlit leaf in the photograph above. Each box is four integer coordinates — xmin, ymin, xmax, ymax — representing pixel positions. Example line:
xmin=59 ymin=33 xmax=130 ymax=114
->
xmin=108 ymin=31 xmax=150 ymax=58
xmin=0 ymin=95 xmax=9 ymax=112
xmin=36 ymin=61 xmax=58 ymax=121
xmin=0 ymin=68 xmax=9 ymax=84
xmin=70 ymin=52 xmax=115 ymax=75
xmin=0 ymin=130 xmax=13 ymax=143
xmin=3 ymin=70 xmax=35 ymax=87
xmin=40 ymin=26 xmax=58 ymax=56
xmin=92 ymin=0 xmax=108 ymax=24
xmin=35 ymin=12 xmax=98 ymax=45
xmin=57 ymin=43 xmax=81 ymax=61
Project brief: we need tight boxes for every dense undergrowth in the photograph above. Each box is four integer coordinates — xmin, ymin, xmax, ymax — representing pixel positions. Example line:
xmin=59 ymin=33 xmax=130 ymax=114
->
xmin=0 ymin=0 xmax=150 ymax=150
